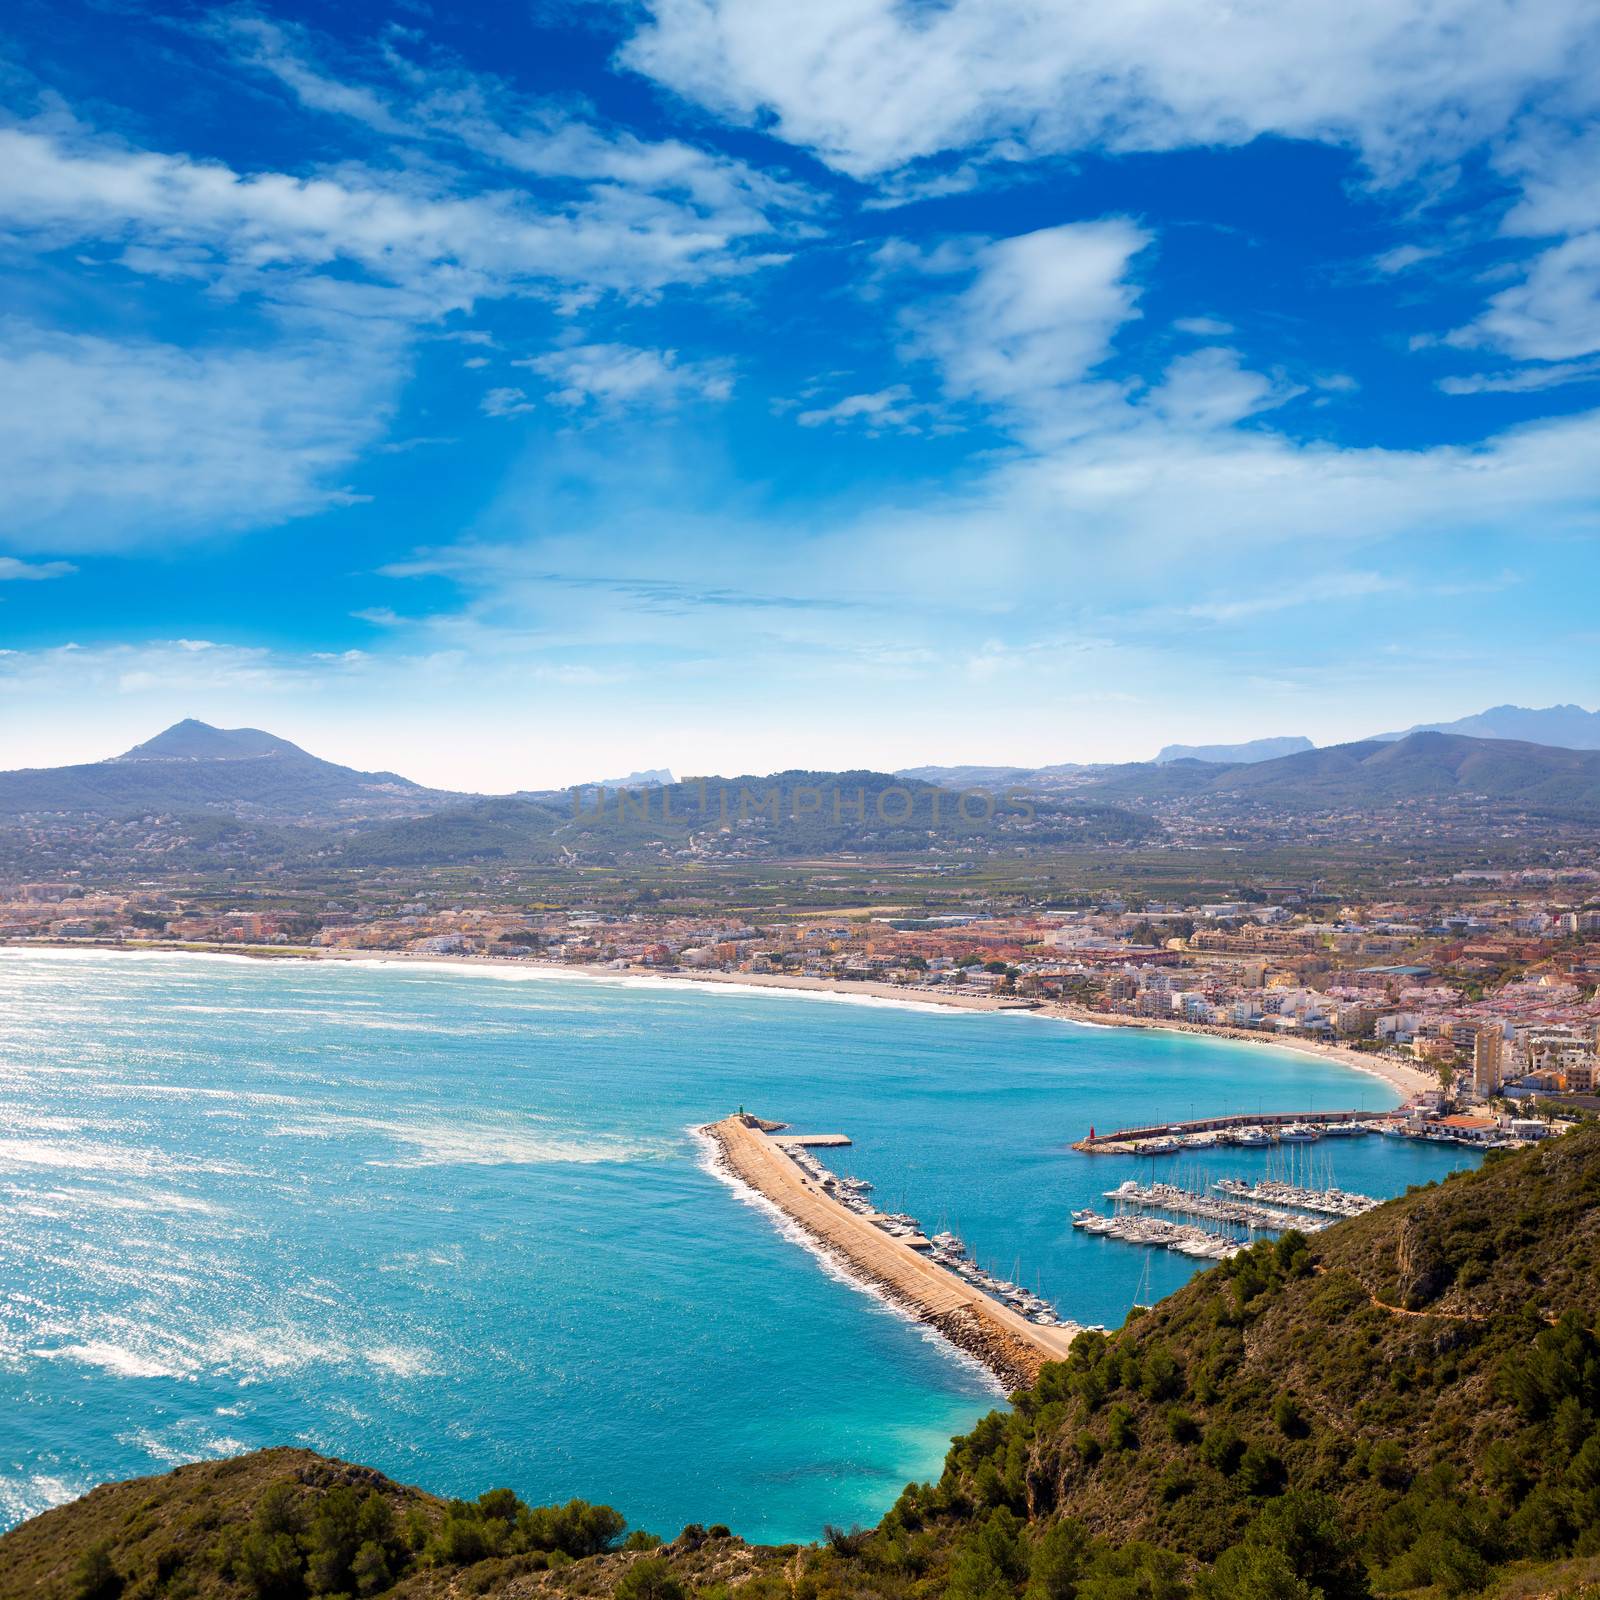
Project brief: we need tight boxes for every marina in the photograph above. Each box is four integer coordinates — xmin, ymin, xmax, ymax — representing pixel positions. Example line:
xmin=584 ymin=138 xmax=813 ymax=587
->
xmin=1101 ymin=1178 xmax=1314 ymax=1232
xmin=704 ymin=1113 xmax=1092 ymax=1388
xmin=1071 ymin=1210 xmax=1244 ymax=1260
xmin=1213 ymin=1176 xmax=1381 ymax=1219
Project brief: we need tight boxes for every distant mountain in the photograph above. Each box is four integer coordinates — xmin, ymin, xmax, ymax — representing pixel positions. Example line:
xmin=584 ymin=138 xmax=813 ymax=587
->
xmin=1083 ymin=730 xmax=1600 ymax=820
xmin=895 ymin=761 xmax=1090 ymax=787
xmin=112 ymin=719 xmax=308 ymax=762
xmin=593 ymin=768 xmax=675 ymax=790
xmin=1372 ymin=702 xmax=1600 ymax=749
xmin=0 ymin=720 xmax=457 ymax=822
xmin=1153 ymin=735 xmax=1313 ymax=765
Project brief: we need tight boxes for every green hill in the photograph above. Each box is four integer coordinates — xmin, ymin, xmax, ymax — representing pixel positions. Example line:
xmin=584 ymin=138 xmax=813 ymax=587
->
xmin=7 ymin=1128 xmax=1600 ymax=1598
xmin=333 ymin=771 xmax=1159 ymax=865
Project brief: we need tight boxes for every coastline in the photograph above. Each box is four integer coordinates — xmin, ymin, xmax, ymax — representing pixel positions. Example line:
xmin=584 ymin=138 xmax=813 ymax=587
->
xmin=2 ymin=938 xmax=1433 ymax=1098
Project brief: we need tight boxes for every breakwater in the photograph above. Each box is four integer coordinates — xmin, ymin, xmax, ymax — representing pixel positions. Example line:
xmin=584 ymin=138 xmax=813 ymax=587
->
xmin=703 ymin=1114 xmax=1085 ymax=1390
xmin=1074 ymin=1108 xmax=1398 ymax=1152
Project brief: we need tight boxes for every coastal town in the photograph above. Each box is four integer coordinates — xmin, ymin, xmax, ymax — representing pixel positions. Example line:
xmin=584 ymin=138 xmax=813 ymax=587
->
xmin=7 ymin=865 xmax=1599 ymax=1138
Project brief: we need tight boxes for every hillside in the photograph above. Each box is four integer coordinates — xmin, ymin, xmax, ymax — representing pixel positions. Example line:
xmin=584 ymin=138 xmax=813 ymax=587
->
xmin=1081 ymin=731 xmax=1600 ymax=822
xmin=7 ymin=1128 xmax=1600 ymax=1599
xmin=0 ymin=1447 xmax=772 ymax=1600
xmin=334 ymin=772 xmax=1160 ymax=865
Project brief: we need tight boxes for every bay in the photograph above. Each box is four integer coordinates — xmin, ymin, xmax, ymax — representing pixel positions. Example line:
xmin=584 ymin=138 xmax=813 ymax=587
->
xmin=0 ymin=949 xmax=1476 ymax=1543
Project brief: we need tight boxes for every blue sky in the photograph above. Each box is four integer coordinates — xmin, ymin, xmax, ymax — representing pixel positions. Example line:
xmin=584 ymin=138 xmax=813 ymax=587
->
xmin=1 ymin=0 xmax=1598 ymax=788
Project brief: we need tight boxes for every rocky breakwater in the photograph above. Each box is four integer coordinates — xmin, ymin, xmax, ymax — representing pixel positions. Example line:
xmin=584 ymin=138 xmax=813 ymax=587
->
xmin=702 ymin=1112 xmax=1082 ymax=1391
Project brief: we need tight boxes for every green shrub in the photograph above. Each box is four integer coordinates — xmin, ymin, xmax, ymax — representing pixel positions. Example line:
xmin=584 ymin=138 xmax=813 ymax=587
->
xmin=614 ymin=1556 xmax=686 ymax=1600
xmin=71 ymin=1543 xmax=123 ymax=1600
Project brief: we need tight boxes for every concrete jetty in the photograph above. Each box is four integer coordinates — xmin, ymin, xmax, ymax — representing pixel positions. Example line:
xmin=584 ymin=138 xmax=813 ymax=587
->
xmin=703 ymin=1113 xmax=1084 ymax=1390
xmin=1074 ymin=1108 xmax=1398 ymax=1152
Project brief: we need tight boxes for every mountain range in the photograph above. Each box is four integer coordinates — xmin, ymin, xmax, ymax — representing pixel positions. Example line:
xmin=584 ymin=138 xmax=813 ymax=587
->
xmin=4 ymin=716 xmax=1600 ymax=876
xmin=1086 ymin=730 xmax=1600 ymax=820
xmin=1371 ymin=702 xmax=1600 ymax=748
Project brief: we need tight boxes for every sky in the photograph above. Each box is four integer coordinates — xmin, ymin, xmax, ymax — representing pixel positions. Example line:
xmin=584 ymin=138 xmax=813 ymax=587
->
xmin=1 ymin=0 xmax=1598 ymax=790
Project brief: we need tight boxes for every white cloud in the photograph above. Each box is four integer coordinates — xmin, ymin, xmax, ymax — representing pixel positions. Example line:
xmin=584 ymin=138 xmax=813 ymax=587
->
xmin=907 ymin=220 xmax=1149 ymax=412
xmin=822 ymin=407 xmax=1600 ymax=603
xmin=1449 ymin=231 xmax=1600 ymax=361
xmin=0 ymin=556 xmax=76 ymax=580
xmin=0 ymin=639 xmax=362 ymax=697
xmin=794 ymin=385 xmax=926 ymax=431
xmin=518 ymin=343 xmax=734 ymax=409
xmin=1173 ymin=316 xmax=1234 ymax=336
xmin=220 ymin=16 xmax=408 ymax=134
xmin=0 ymin=324 xmax=397 ymax=547
xmin=1439 ymin=357 xmax=1600 ymax=394
xmin=216 ymin=13 xmax=812 ymax=236
xmin=1373 ymin=243 xmax=1438 ymax=274
xmin=1146 ymin=348 xmax=1301 ymax=430
xmin=1445 ymin=126 xmax=1600 ymax=362
xmin=481 ymin=386 xmax=536 ymax=418
xmin=0 ymin=62 xmax=802 ymax=547
xmin=1499 ymin=125 xmax=1600 ymax=240
xmin=620 ymin=0 xmax=1599 ymax=182
xmin=0 ymin=118 xmax=776 ymax=312
xmin=898 ymin=227 xmax=1300 ymax=439
xmin=1183 ymin=571 xmax=1404 ymax=623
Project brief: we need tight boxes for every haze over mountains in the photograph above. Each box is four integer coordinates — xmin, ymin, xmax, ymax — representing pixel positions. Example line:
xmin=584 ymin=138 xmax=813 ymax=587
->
xmin=902 ymin=702 xmax=1600 ymax=784
xmin=0 ymin=719 xmax=449 ymax=823
xmin=4 ymin=709 xmax=1600 ymax=875
xmin=1153 ymin=736 xmax=1314 ymax=765
xmin=1371 ymin=702 xmax=1600 ymax=747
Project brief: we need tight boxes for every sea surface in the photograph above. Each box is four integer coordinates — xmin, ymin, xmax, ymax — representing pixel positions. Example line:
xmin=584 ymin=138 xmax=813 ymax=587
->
xmin=0 ymin=949 xmax=1479 ymax=1543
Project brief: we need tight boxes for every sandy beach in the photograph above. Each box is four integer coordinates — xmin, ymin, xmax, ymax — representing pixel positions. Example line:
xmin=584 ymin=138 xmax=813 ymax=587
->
xmin=5 ymin=938 xmax=1435 ymax=1099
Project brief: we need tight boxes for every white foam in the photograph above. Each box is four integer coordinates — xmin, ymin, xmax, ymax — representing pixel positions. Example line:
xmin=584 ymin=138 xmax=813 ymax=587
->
xmin=0 ymin=1472 xmax=91 ymax=1527
xmin=35 ymin=1340 xmax=184 ymax=1379
xmin=17 ymin=1184 xmax=222 ymax=1217
xmin=365 ymin=1342 xmax=438 ymax=1378
xmin=270 ymin=1110 xmax=665 ymax=1168
xmin=0 ymin=1137 xmax=168 ymax=1177
xmin=118 ymin=1425 xmax=247 ymax=1468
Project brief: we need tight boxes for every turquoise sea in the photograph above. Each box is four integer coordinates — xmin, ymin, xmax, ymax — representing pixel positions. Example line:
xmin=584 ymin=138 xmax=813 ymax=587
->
xmin=0 ymin=949 xmax=1478 ymax=1543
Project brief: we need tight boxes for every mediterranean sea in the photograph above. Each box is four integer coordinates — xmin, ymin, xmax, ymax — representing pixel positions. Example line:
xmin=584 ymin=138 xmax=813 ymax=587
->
xmin=0 ymin=949 xmax=1478 ymax=1543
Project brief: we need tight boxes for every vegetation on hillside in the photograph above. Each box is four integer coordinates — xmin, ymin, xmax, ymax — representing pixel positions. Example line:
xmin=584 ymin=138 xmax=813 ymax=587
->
xmin=333 ymin=774 xmax=1159 ymax=867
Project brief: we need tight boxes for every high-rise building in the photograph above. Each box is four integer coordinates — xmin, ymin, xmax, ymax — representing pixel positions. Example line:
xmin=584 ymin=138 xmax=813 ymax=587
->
xmin=1472 ymin=1025 xmax=1505 ymax=1097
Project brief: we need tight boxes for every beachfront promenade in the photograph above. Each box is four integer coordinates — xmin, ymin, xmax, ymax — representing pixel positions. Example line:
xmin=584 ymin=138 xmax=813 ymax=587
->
xmin=704 ymin=1113 xmax=1083 ymax=1389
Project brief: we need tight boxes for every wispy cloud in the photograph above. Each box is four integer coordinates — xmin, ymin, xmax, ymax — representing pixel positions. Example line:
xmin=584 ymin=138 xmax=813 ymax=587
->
xmin=794 ymin=385 xmax=930 ymax=432
xmin=0 ymin=325 xmax=394 ymax=547
xmin=516 ymin=344 xmax=734 ymax=410
xmin=1439 ymin=358 xmax=1600 ymax=394
xmin=0 ymin=556 xmax=77 ymax=581
xmin=1183 ymin=571 xmax=1405 ymax=624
